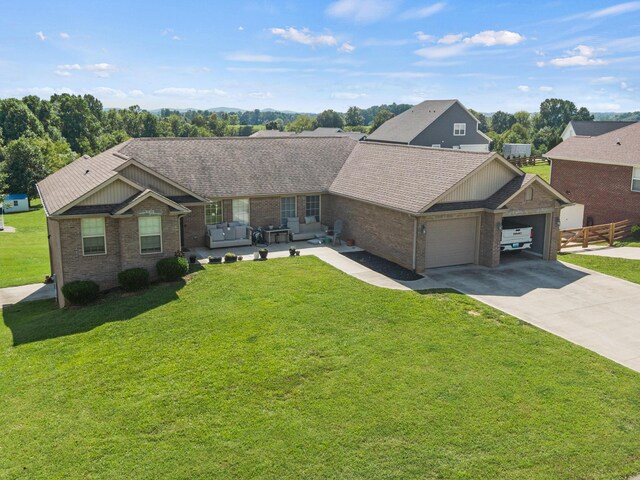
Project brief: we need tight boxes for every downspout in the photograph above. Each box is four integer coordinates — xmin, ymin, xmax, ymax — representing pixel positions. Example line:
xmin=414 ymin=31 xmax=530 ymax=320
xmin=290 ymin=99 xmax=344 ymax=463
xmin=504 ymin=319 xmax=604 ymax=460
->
xmin=412 ymin=216 xmax=417 ymax=272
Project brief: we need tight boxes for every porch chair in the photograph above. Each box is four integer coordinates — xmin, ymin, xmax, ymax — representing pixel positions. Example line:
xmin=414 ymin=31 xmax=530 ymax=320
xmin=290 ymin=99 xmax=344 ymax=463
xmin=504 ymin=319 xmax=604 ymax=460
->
xmin=330 ymin=219 xmax=343 ymax=245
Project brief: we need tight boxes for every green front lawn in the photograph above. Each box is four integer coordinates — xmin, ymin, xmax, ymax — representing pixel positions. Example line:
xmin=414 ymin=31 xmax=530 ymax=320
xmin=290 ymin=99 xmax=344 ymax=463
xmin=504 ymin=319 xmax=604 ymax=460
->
xmin=520 ymin=163 xmax=551 ymax=182
xmin=615 ymin=236 xmax=640 ymax=248
xmin=559 ymin=253 xmax=640 ymax=285
xmin=2 ymin=257 xmax=640 ymax=479
xmin=0 ymin=199 xmax=50 ymax=288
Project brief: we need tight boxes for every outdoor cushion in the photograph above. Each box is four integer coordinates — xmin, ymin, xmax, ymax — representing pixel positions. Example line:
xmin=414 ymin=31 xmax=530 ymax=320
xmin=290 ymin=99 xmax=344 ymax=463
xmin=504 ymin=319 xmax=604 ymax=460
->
xmin=235 ymin=226 xmax=247 ymax=239
xmin=287 ymin=219 xmax=300 ymax=234
xmin=305 ymin=216 xmax=316 ymax=224
xmin=223 ymin=228 xmax=236 ymax=241
xmin=228 ymin=221 xmax=240 ymax=227
xmin=211 ymin=228 xmax=225 ymax=242
xmin=216 ymin=223 xmax=227 ymax=229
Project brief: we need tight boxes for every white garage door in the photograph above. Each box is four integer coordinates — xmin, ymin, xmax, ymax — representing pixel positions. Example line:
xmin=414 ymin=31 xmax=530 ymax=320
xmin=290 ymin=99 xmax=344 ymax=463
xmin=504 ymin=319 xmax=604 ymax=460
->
xmin=425 ymin=217 xmax=478 ymax=268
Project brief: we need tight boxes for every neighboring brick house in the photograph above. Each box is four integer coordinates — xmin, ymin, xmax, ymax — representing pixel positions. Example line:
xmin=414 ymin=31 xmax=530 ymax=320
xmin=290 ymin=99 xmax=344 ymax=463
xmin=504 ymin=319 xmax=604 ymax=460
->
xmin=366 ymin=99 xmax=491 ymax=151
xmin=38 ymin=136 xmax=568 ymax=307
xmin=546 ymin=122 xmax=640 ymax=226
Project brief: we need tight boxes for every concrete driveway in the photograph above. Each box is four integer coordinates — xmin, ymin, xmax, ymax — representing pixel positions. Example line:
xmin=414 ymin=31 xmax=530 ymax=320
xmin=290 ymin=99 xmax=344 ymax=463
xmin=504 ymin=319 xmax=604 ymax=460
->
xmin=421 ymin=254 xmax=640 ymax=373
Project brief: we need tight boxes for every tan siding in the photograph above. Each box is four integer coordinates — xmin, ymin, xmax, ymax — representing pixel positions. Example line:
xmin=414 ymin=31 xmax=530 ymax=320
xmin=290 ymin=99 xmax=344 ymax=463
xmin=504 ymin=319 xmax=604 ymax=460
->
xmin=78 ymin=180 xmax=140 ymax=206
xmin=437 ymin=160 xmax=516 ymax=203
xmin=120 ymin=165 xmax=186 ymax=196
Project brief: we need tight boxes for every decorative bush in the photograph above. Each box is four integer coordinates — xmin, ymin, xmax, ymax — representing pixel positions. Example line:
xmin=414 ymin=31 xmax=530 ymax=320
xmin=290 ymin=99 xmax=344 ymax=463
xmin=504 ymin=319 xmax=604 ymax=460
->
xmin=61 ymin=280 xmax=100 ymax=306
xmin=224 ymin=252 xmax=237 ymax=263
xmin=118 ymin=268 xmax=150 ymax=292
xmin=156 ymin=256 xmax=189 ymax=281
xmin=631 ymin=224 xmax=640 ymax=239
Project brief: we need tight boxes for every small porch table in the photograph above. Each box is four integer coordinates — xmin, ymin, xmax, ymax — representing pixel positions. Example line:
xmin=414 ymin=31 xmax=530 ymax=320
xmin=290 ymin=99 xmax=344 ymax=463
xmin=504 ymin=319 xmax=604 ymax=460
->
xmin=264 ymin=228 xmax=290 ymax=245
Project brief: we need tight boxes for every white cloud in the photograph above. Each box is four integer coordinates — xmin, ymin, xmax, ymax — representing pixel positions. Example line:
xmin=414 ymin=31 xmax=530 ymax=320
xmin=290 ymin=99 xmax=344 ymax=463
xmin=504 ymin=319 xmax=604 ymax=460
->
xmin=398 ymin=2 xmax=446 ymax=20
xmin=621 ymin=81 xmax=634 ymax=92
xmin=592 ymin=76 xmax=619 ymax=84
xmin=517 ymin=85 xmax=530 ymax=92
xmin=85 ymin=63 xmax=117 ymax=77
xmin=326 ymin=0 xmax=396 ymax=24
xmin=128 ymin=89 xmax=145 ymax=97
xmin=249 ymin=91 xmax=273 ymax=99
xmin=338 ymin=42 xmax=355 ymax=53
xmin=91 ymin=87 xmax=127 ymax=98
xmin=238 ymin=26 xmax=244 ymax=31
xmin=227 ymin=53 xmax=275 ymax=62
xmin=415 ymin=31 xmax=435 ymax=42
xmin=270 ymin=27 xmax=337 ymax=46
xmin=438 ymin=33 xmax=464 ymax=44
xmin=588 ymin=1 xmax=640 ymax=18
xmin=549 ymin=45 xmax=607 ymax=67
xmin=536 ymin=61 xmax=545 ymax=67
xmin=54 ymin=64 xmax=82 ymax=77
xmin=153 ymin=87 xmax=228 ymax=98
xmin=59 ymin=32 xmax=70 ymax=40
xmin=54 ymin=71 xmax=72 ymax=77
xmin=463 ymin=30 xmax=525 ymax=46
xmin=415 ymin=43 xmax=467 ymax=59
xmin=331 ymin=92 xmax=367 ymax=99
xmin=172 ymin=35 xmax=181 ymax=41
xmin=539 ymin=86 xmax=553 ymax=92
xmin=35 ymin=31 xmax=47 ymax=41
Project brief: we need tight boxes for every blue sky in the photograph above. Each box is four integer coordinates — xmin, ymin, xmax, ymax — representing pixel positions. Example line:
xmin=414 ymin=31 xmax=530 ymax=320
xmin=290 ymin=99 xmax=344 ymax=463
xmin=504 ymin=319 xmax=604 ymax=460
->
xmin=0 ymin=0 xmax=639 ymax=113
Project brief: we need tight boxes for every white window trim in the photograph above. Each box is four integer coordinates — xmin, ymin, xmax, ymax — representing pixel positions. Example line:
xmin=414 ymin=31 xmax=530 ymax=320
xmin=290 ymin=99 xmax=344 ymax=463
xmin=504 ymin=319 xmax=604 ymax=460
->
xmin=81 ymin=217 xmax=107 ymax=256
xmin=280 ymin=196 xmax=297 ymax=224
xmin=139 ymin=216 xmax=163 ymax=255
xmin=204 ymin=200 xmax=224 ymax=225
xmin=453 ymin=123 xmax=466 ymax=136
xmin=305 ymin=194 xmax=322 ymax=222
xmin=232 ymin=198 xmax=251 ymax=224
xmin=632 ymin=166 xmax=640 ymax=192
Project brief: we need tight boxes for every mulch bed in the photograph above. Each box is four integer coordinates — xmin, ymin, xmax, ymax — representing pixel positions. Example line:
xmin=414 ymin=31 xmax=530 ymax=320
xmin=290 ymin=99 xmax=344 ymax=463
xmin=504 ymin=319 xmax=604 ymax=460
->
xmin=341 ymin=251 xmax=423 ymax=281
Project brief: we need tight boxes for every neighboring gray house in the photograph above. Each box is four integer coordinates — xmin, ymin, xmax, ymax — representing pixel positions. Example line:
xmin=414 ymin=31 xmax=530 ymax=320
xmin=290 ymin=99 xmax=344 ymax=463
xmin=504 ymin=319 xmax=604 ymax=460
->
xmin=560 ymin=120 xmax=636 ymax=141
xmin=367 ymin=99 xmax=491 ymax=151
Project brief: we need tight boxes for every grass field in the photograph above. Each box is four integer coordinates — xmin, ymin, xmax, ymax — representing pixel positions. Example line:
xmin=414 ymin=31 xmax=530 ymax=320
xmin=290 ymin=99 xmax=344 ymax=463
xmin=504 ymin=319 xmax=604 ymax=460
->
xmin=520 ymin=163 xmax=551 ymax=182
xmin=559 ymin=253 xmax=640 ymax=285
xmin=2 ymin=257 xmax=640 ymax=479
xmin=615 ymin=236 xmax=640 ymax=248
xmin=0 ymin=199 xmax=49 ymax=288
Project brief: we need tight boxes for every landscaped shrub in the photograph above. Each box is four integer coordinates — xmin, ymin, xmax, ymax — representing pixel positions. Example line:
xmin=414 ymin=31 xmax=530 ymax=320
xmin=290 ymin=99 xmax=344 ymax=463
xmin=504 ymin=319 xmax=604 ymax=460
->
xmin=118 ymin=268 xmax=150 ymax=292
xmin=631 ymin=224 xmax=640 ymax=239
xmin=61 ymin=280 xmax=100 ymax=306
xmin=156 ymin=256 xmax=189 ymax=281
xmin=224 ymin=252 xmax=237 ymax=263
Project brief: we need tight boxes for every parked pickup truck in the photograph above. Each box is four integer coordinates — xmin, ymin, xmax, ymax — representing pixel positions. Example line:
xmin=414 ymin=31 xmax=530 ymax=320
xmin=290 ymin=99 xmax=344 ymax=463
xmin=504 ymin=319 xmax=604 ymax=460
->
xmin=500 ymin=220 xmax=533 ymax=252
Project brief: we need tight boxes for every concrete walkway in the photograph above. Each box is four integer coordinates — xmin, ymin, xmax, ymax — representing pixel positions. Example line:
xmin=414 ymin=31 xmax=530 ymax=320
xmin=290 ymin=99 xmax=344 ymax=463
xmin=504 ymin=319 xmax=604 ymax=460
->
xmin=0 ymin=283 xmax=55 ymax=306
xmin=416 ymin=254 xmax=640 ymax=373
xmin=563 ymin=245 xmax=640 ymax=260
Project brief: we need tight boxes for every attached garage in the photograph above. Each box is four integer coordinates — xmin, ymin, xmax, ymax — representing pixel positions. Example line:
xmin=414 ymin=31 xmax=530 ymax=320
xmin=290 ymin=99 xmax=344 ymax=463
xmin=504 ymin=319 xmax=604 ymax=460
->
xmin=503 ymin=213 xmax=550 ymax=257
xmin=425 ymin=216 xmax=479 ymax=268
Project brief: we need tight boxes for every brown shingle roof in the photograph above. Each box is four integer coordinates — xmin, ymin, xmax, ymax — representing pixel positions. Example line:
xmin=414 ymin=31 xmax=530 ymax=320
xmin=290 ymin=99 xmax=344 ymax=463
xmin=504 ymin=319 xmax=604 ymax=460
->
xmin=118 ymin=137 xmax=358 ymax=198
xmin=329 ymin=142 xmax=494 ymax=213
xmin=36 ymin=143 xmax=130 ymax=215
xmin=547 ymin=122 xmax=640 ymax=166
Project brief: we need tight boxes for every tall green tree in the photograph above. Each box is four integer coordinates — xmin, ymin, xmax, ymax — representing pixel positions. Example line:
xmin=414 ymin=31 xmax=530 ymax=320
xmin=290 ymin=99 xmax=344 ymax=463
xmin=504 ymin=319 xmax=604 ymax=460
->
xmin=468 ymin=108 xmax=489 ymax=133
xmin=345 ymin=106 xmax=364 ymax=126
xmin=316 ymin=109 xmax=344 ymax=128
xmin=513 ymin=111 xmax=532 ymax=130
xmin=0 ymin=137 xmax=49 ymax=203
xmin=0 ymin=98 xmax=45 ymax=142
xmin=490 ymin=111 xmax=516 ymax=134
xmin=371 ymin=109 xmax=395 ymax=132
xmin=286 ymin=115 xmax=316 ymax=133
xmin=50 ymin=94 xmax=103 ymax=154
xmin=538 ymin=98 xmax=593 ymax=130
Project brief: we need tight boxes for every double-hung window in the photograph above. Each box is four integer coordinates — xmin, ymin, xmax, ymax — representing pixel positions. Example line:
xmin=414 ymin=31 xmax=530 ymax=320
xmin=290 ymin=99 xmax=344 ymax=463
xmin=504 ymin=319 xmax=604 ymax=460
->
xmin=453 ymin=123 xmax=466 ymax=136
xmin=205 ymin=201 xmax=223 ymax=224
xmin=232 ymin=198 xmax=250 ymax=224
xmin=280 ymin=197 xmax=296 ymax=225
xmin=139 ymin=216 xmax=162 ymax=254
xmin=632 ymin=167 xmax=640 ymax=192
xmin=82 ymin=218 xmax=106 ymax=255
xmin=305 ymin=195 xmax=320 ymax=222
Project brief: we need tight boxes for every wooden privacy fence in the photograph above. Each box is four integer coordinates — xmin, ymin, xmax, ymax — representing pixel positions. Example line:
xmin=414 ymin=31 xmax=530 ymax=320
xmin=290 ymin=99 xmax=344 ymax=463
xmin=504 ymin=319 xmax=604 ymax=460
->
xmin=507 ymin=156 xmax=550 ymax=167
xmin=558 ymin=220 xmax=633 ymax=250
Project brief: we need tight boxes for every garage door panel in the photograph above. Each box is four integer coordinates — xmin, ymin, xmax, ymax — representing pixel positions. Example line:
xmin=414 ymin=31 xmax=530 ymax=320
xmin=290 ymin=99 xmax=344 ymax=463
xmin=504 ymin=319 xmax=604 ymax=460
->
xmin=426 ymin=217 xmax=478 ymax=268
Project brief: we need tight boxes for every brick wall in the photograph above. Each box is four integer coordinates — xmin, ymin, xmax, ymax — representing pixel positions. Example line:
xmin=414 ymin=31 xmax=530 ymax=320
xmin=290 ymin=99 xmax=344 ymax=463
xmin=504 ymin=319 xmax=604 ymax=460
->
xmin=182 ymin=205 xmax=205 ymax=248
xmin=250 ymin=197 xmax=282 ymax=228
xmin=551 ymin=159 xmax=640 ymax=225
xmin=56 ymin=198 xmax=180 ymax=303
xmin=479 ymin=211 xmax=503 ymax=267
xmin=323 ymin=194 xmax=416 ymax=270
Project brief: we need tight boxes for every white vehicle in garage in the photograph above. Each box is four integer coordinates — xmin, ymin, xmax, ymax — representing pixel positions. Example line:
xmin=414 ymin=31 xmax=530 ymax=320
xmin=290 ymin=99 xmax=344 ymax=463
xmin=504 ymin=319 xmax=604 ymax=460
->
xmin=500 ymin=219 xmax=533 ymax=252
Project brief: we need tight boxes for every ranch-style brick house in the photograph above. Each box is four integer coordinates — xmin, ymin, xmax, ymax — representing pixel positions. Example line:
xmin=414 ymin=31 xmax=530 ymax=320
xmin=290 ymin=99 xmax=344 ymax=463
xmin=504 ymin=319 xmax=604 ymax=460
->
xmin=547 ymin=121 xmax=640 ymax=226
xmin=38 ymin=136 xmax=569 ymax=306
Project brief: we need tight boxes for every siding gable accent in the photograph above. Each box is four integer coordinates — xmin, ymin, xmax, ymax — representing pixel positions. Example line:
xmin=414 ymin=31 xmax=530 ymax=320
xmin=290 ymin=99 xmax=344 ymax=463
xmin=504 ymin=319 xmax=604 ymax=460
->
xmin=77 ymin=179 xmax=141 ymax=206
xmin=118 ymin=162 xmax=206 ymax=199
xmin=437 ymin=159 xmax=517 ymax=203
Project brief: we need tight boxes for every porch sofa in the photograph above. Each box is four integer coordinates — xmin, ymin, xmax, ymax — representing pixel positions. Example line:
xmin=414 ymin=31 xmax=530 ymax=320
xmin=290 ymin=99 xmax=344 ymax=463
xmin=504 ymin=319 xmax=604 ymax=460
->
xmin=286 ymin=216 xmax=327 ymax=241
xmin=206 ymin=222 xmax=252 ymax=248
